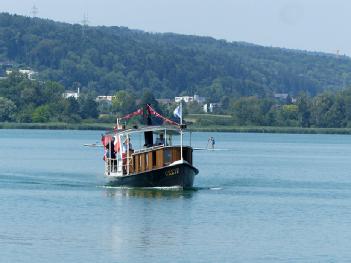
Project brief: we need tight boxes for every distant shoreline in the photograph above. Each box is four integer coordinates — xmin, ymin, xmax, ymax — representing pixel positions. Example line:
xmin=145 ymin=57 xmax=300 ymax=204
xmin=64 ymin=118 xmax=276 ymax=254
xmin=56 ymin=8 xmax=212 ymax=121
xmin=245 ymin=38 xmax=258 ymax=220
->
xmin=190 ymin=125 xmax=351 ymax=134
xmin=1 ymin=122 xmax=351 ymax=134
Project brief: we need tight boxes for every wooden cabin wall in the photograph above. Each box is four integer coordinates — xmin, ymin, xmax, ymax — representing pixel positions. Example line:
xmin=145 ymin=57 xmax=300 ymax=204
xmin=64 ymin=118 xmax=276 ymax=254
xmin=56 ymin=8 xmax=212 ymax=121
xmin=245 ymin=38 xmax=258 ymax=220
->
xmin=134 ymin=154 xmax=139 ymax=173
xmin=129 ymin=146 xmax=193 ymax=174
xmin=172 ymin=148 xmax=181 ymax=163
xmin=156 ymin=149 xmax=164 ymax=168
xmin=147 ymin=152 xmax=153 ymax=170
xmin=170 ymin=147 xmax=192 ymax=165
xmin=140 ymin=154 xmax=145 ymax=172
xmin=129 ymin=156 xmax=134 ymax=174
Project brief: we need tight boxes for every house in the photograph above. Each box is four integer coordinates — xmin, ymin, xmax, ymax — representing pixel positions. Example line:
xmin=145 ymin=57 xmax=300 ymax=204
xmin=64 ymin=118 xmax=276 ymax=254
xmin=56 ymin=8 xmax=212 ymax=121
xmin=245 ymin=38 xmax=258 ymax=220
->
xmin=19 ymin=69 xmax=37 ymax=80
xmin=175 ymin=94 xmax=206 ymax=104
xmin=274 ymin=93 xmax=295 ymax=104
xmin=175 ymin=96 xmax=194 ymax=103
xmin=63 ymin=88 xmax=80 ymax=99
xmin=96 ymin=96 xmax=116 ymax=103
xmin=203 ymin=103 xmax=221 ymax=113
xmin=0 ymin=63 xmax=15 ymax=79
xmin=6 ymin=69 xmax=37 ymax=80
xmin=274 ymin=93 xmax=289 ymax=100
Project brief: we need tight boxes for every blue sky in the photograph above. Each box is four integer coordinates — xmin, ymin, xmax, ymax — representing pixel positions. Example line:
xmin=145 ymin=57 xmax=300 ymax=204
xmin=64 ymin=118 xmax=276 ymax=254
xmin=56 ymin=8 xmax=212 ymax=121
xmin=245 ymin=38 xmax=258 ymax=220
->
xmin=1 ymin=0 xmax=350 ymax=56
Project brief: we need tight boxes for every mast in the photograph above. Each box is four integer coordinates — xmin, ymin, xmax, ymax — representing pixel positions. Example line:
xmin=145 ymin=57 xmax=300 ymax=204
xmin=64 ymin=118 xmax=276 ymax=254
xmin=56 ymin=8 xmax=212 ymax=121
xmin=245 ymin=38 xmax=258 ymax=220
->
xmin=126 ymin=133 xmax=130 ymax=175
xmin=116 ymin=117 xmax=119 ymax=130
xmin=180 ymin=101 xmax=183 ymax=161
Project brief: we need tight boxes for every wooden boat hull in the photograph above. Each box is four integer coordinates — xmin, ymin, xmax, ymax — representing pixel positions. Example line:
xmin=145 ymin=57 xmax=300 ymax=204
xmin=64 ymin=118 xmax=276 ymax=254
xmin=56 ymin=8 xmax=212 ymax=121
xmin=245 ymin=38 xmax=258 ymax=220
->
xmin=106 ymin=162 xmax=198 ymax=188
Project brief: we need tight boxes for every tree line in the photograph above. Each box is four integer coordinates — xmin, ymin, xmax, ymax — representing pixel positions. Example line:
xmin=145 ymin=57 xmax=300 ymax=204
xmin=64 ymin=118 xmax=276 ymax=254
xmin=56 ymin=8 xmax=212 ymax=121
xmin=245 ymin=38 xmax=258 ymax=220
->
xmin=0 ymin=72 xmax=98 ymax=123
xmin=194 ymin=90 xmax=351 ymax=128
xmin=2 ymin=71 xmax=351 ymax=129
xmin=0 ymin=72 xmax=171 ymax=124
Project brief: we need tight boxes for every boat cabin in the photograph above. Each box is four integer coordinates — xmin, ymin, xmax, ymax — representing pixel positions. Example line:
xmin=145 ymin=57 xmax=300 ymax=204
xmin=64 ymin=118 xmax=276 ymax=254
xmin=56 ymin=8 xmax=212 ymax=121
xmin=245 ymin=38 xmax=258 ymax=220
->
xmin=103 ymin=126 xmax=193 ymax=177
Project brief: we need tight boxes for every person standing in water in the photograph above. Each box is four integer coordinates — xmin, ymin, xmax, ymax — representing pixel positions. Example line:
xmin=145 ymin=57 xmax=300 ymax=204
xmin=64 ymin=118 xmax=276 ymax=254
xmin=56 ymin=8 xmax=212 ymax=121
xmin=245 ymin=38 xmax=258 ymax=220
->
xmin=207 ymin=136 xmax=215 ymax=149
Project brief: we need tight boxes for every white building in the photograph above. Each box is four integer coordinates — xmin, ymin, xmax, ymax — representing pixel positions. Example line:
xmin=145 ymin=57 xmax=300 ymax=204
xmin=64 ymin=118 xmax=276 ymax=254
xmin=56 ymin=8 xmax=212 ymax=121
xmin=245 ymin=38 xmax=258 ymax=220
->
xmin=175 ymin=94 xmax=206 ymax=104
xmin=274 ymin=93 xmax=295 ymax=104
xmin=274 ymin=93 xmax=289 ymax=100
xmin=6 ymin=69 xmax=37 ymax=80
xmin=175 ymin=96 xmax=194 ymax=103
xmin=203 ymin=103 xmax=221 ymax=113
xmin=63 ymin=88 xmax=80 ymax=99
xmin=96 ymin=95 xmax=116 ymax=102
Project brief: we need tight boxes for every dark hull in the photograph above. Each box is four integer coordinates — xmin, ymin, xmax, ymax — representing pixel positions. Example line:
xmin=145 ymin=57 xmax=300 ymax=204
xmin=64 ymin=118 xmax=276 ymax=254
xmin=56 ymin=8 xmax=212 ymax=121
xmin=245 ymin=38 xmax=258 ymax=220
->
xmin=106 ymin=163 xmax=198 ymax=189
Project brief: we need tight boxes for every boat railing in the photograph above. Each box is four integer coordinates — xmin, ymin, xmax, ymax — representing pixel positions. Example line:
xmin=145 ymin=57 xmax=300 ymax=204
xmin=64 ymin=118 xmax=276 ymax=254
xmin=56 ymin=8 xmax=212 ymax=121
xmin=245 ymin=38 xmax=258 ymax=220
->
xmin=105 ymin=157 xmax=133 ymax=176
xmin=105 ymin=158 xmax=119 ymax=175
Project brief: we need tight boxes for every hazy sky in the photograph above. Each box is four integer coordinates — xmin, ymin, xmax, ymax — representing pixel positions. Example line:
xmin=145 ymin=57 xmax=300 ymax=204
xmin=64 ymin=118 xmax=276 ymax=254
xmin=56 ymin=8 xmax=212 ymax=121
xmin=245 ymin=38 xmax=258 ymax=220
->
xmin=1 ymin=0 xmax=351 ymax=56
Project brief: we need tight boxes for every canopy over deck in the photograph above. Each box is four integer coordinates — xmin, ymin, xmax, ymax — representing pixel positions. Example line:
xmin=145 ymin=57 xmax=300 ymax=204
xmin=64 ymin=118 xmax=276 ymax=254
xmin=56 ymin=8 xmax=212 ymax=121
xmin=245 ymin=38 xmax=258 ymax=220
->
xmin=106 ymin=125 xmax=182 ymax=136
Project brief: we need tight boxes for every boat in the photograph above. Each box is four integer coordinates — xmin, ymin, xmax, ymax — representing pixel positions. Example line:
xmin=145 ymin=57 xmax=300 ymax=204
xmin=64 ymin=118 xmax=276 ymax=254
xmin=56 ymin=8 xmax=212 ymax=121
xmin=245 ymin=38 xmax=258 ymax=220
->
xmin=101 ymin=104 xmax=199 ymax=189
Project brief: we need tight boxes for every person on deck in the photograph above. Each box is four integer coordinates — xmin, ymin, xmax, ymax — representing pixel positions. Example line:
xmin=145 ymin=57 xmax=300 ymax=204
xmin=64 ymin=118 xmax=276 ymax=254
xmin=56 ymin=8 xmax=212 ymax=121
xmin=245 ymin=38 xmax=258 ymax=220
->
xmin=122 ymin=138 xmax=133 ymax=153
xmin=105 ymin=137 xmax=116 ymax=159
xmin=155 ymin=133 xmax=165 ymax=145
xmin=104 ymin=136 xmax=117 ymax=172
xmin=122 ymin=138 xmax=133 ymax=174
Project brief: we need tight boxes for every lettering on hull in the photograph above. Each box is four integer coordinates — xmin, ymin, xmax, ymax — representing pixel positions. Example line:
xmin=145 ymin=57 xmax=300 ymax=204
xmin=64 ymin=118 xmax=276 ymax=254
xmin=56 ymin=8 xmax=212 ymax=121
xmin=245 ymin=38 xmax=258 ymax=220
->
xmin=165 ymin=168 xmax=179 ymax=177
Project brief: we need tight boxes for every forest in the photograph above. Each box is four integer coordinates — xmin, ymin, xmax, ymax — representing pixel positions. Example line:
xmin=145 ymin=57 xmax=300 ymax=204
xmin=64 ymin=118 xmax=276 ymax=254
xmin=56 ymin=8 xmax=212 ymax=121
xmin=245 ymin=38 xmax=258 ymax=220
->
xmin=2 ymin=12 xmax=351 ymax=100
xmin=1 ymin=13 xmax=351 ymax=129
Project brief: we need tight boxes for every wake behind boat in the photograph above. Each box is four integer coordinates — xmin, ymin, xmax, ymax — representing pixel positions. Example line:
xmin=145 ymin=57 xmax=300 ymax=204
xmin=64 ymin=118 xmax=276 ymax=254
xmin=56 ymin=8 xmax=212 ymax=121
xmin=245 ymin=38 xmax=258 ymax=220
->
xmin=101 ymin=104 xmax=198 ymax=189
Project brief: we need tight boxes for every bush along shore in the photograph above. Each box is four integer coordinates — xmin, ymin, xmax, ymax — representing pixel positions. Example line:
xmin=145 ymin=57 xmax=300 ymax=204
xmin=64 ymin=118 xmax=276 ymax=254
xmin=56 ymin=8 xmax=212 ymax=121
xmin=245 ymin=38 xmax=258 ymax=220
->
xmin=2 ymin=122 xmax=351 ymax=134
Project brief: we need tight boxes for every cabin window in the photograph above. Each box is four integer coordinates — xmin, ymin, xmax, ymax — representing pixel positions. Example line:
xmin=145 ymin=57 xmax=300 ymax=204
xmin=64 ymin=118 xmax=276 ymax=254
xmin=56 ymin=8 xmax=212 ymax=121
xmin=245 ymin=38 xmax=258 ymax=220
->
xmin=145 ymin=153 xmax=148 ymax=170
xmin=144 ymin=131 xmax=153 ymax=147
xmin=167 ymin=135 xmax=172 ymax=146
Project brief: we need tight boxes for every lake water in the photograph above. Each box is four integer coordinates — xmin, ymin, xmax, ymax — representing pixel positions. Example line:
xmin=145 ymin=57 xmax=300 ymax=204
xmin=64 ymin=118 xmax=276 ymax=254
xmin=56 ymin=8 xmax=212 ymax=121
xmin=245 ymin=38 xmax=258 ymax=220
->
xmin=1 ymin=129 xmax=351 ymax=262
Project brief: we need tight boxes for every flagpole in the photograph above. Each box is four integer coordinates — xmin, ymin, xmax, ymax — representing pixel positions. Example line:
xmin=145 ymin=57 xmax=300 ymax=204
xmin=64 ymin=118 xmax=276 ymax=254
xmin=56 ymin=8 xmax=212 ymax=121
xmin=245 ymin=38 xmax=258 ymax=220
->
xmin=180 ymin=101 xmax=183 ymax=161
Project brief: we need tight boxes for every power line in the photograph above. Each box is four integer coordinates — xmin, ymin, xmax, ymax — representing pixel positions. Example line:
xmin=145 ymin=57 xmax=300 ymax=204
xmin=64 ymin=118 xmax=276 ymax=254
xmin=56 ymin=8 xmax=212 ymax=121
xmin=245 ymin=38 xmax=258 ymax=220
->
xmin=81 ymin=14 xmax=90 ymax=38
xmin=31 ymin=4 xmax=38 ymax=17
xmin=81 ymin=13 xmax=89 ymax=27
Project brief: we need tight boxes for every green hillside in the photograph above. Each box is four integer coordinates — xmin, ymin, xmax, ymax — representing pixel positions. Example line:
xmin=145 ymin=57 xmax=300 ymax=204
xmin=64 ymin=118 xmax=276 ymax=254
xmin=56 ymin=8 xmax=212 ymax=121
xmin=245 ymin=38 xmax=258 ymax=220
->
xmin=1 ymin=13 xmax=351 ymax=100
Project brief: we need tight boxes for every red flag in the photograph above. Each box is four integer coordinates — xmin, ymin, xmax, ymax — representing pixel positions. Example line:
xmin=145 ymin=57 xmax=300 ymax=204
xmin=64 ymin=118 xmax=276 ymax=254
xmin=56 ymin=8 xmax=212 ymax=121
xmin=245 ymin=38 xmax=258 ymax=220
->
xmin=147 ymin=105 xmax=179 ymax=126
xmin=101 ymin=135 xmax=112 ymax=147
xmin=120 ymin=108 xmax=143 ymax=120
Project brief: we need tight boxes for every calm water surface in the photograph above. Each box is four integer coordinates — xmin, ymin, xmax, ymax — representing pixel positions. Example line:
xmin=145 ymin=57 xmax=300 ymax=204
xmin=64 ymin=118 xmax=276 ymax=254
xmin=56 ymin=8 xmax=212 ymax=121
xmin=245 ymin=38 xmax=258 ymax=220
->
xmin=1 ymin=129 xmax=351 ymax=262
